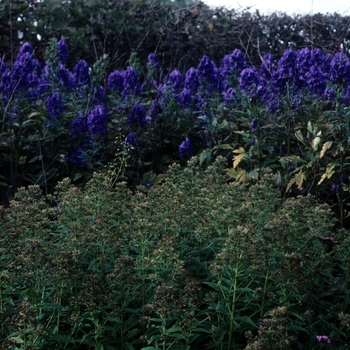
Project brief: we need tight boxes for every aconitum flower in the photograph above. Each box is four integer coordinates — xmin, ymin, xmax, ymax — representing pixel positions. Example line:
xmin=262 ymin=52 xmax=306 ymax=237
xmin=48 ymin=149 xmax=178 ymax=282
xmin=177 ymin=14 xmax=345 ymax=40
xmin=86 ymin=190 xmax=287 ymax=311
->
xmin=220 ymin=54 xmax=233 ymax=88
xmin=184 ymin=67 xmax=200 ymax=93
xmin=57 ymin=39 xmax=68 ymax=62
xmin=58 ymin=64 xmax=75 ymax=89
xmin=150 ymin=99 xmax=163 ymax=119
xmin=18 ymin=42 xmax=33 ymax=57
xmin=197 ymin=55 xmax=217 ymax=90
xmin=122 ymin=67 xmax=141 ymax=99
xmin=240 ymin=67 xmax=259 ymax=95
xmin=127 ymin=103 xmax=148 ymax=128
xmin=231 ymin=48 xmax=247 ymax=75
xmin=69 ymin=146 xmax=85 ymax=167
xmin=316 ymin=335 xmax=331 ymax=344
xmin=313 ymin=48 xmax=325 ymax=67
xmin=296 ymin=47 xmax=315 ymax=83
xmin=178 ymin=88 xmax=192 ymax=108
xmin=265 ymin=92 xmax=279 ymax=113
xmin=178 ymin=137 xmax=193 ymax=160
xmin=307 ymin=64 xmax=326 ymax=96
xmin=277 ymin=49 xmax=296 ymax=79
xmin=251 ymin=118 xmax=257 ymax=132
xmin=259 ymin=53 xmax=274 ymax=81
xmin=323 ymin=87 xmax=336 ymax=101
xmin=73 ymin=59 xmax=90 ymax=87
xmin=107 ymin=70 xmax=124 ymax=91
xmin=224 ymin=87 xmax=236 ymax=105
xmin=46 ymin=92 xmax=65 ymax=119
xmin=12 ymin=52 xmax=33 ymax=89
xmin=329 ymin=52 xmax=350 ymax=84
xmin=87 ymin=105 xmax=108 ymax=137
xmin=92 ymin=86 xmax=106 ymax=105
xmin=71 ymin=111 xmax=88 ymax=138
xmin=125 ymin=131 xmax=138 ymax=145
xmin=148 ymin=53 xmax=158 ymax=68
xmin=166 ymin=70 xmax=182 ymax=93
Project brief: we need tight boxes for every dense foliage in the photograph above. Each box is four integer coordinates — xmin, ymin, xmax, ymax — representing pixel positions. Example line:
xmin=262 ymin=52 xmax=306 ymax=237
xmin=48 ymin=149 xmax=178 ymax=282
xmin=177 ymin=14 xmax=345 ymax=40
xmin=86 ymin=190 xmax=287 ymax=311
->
xmin=1 ymin=0 xmax=350 ymax=74
xmin=2 ymin=39 xmax=350 ymax=227
xmin=0 ymin=158 xmax=349 ymax=349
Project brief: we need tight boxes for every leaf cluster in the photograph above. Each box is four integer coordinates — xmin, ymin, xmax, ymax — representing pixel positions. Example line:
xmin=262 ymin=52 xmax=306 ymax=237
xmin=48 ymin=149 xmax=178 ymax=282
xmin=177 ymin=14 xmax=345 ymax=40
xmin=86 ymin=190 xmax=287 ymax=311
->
xmin=0 ymin=157 xmax=348 ymax=349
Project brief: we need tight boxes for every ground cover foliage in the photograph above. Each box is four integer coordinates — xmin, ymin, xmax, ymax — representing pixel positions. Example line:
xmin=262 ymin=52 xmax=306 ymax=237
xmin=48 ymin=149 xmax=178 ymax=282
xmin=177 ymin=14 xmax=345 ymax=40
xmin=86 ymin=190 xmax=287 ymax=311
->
xmin=1 ymin=157 xmax=349 ymax=349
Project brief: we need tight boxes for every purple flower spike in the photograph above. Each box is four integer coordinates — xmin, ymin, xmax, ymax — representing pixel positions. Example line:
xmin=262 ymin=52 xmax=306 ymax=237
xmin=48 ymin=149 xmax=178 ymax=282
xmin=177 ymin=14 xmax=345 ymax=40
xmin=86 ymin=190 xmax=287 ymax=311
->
xmin=87 ymin=105 xmax=108 ymax=137
xmin=107 ymin=70 xmax=124 ymax=92
xmin=178 ymin=88 xmax=192 ymax=108
xmin=259 ymin=53 xmax=274 ymax=80
xmin=57 ymin=39 xmax=68 ymax=62
xmin=148 ymin=53 xmax=158 ymax=68
xmin=125 ymin=131 xmax=138 ymax=145
xmin=251 ymin=118 xmax=257 ymax=132
xmin=127 ymin=103 xmax=148 ymax=128
xmin=122 ymin=67 xmax=142 ymax=99
xmin=166 ymin=70 xmax=182 ymax=93
xmin=73 ymin=59 xmax=90 ymax=87
xmin=184 ymin=67 xmax=200 ymax=94
xmin=307 ymin=64 xmax=326 ymax=97
xmin=224 ymin=87 xmax=236 ymax=105
xmin=71 ymin=111 xmax=88 ymax=138
xmin=46 ymin=92 xmax=65 ymax=119
xmin=179 ymin=137 xmax=194 ymax=160
xmin=231 ymin=48 xmax=247 ymax=75
xmin=240 ymin=68 xmax=260 ymax=95
xmin=58 ymin=64 xmax=75 ymax=89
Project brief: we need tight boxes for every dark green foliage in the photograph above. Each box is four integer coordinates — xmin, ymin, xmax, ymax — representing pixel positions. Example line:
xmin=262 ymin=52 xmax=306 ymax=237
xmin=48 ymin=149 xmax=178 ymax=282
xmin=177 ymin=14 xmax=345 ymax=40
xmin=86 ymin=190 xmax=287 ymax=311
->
xmin=0 ymin=157 xmax=348 ymax=349
xmin=1 ymin=0 xmax=350 ymax=74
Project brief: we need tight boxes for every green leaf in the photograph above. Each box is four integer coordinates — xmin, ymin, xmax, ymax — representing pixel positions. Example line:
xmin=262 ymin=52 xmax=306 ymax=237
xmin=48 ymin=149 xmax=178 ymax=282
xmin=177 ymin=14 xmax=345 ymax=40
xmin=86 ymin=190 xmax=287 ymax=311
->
xmin=218 ymin=144 xmax=233 ymax=150
xmin=320 ymin=141 xmax=333 ymax=158
xmin=235 ymin=316 xmax=258 ymax=328
xmin=311 ymin=136 xmax=321 ymax=151
xmin=295 ymin=171 xmax=306 ymax=189
xmin=200 ymin=149 xmax=211 ymax=165
xmin=286 ymin=177 xmax=296 ymax=193
xmin=317 ymin=164 xmax=335 ymax=185
xmin=295 ymin=130 xmax=306 ymax=145
xmin=73 ymin=172 xmax=84 ymax=181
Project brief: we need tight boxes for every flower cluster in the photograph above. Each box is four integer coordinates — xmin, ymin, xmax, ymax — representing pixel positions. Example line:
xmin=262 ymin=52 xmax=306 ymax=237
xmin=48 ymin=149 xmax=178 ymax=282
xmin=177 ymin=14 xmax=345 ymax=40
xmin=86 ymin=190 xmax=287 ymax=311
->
xmin=178 ymin=137 xmax=193 ymax=160
xmin=127 ymin=103 xmax=148 ymax=128
xmin=316 ymin=335 xmax=331 ymax=344
xmin=46 ymin=92 xmax=65 ymax=119
xmin=87 ymin=105 xmax=109 ymax=137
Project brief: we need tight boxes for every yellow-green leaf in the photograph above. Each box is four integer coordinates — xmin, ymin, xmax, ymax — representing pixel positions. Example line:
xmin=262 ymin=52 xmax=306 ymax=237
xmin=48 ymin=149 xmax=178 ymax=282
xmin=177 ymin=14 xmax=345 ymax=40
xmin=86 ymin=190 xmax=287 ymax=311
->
xmin=312 ymin=136 xmax=321 ymax=151
xmin=233 ymin=152 xmax=249 ymax=169
xmin=286 ymin=178 xmax=296 ymax=193
xmin=233 ymin=147 xmax=246 ymax=154
xmin=317 ymin=164 xmax=335 ymax=185
xmin=218 ymin=144 xmax=233 ymax=150
xmin=320 ymin=141 xmax=333 ymax=158
xmin=295 ymin=171 xmax=306 ymax=189
xmin=235 ymin=169 xmax=250 ymax=183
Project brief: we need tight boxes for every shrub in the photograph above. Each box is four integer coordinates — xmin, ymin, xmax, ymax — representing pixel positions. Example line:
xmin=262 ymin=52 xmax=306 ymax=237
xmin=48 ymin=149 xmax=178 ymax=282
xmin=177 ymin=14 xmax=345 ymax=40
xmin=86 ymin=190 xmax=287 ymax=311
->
xmin=0 ymin=157 xmax=348 ymax=349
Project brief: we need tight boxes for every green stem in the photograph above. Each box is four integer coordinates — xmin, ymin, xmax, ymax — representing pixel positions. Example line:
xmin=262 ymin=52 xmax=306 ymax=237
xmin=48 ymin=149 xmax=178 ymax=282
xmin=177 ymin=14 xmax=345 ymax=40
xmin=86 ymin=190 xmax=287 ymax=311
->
xmin=228 ymin=253 xmax=242 ymax=348
xmin=260 ymin=261 xmax=271 ymax=319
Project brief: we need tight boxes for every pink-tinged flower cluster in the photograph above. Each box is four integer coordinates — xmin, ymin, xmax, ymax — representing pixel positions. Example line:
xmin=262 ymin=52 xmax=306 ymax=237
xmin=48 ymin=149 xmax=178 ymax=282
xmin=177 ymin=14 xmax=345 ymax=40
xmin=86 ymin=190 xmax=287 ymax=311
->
xmin=316 ymin=335 xmax=331 ymax=344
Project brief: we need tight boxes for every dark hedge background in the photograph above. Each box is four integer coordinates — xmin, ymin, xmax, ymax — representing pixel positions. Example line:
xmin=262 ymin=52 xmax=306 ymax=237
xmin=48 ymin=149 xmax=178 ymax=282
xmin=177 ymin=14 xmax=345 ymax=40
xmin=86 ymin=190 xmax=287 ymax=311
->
xmin=1 ymin=0 xmax=350 ymax=75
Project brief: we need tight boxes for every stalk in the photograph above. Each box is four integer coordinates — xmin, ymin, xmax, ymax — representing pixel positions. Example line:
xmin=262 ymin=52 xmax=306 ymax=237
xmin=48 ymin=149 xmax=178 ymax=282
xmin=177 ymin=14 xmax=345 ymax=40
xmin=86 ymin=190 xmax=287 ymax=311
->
xmin=228 ymin=253 xmax=242 ymax=348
